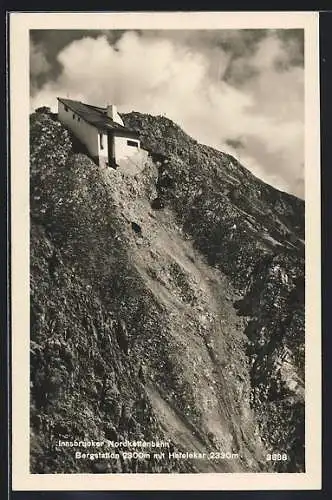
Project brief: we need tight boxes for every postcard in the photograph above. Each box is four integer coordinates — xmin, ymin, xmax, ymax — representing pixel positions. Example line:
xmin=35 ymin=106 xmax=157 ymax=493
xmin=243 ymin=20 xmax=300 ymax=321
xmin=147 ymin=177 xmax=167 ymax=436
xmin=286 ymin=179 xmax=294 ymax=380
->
xmin=10 ymin=10 xmax=321 ymax=490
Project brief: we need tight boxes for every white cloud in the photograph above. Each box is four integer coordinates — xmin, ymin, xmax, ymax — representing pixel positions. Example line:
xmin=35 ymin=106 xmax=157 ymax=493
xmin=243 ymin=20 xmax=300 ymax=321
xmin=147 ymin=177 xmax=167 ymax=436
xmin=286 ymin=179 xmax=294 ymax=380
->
xmin=30 ymin=41 xmax=50 ymax=76
xmin=30 ymin=31 xmax=304 ymax=198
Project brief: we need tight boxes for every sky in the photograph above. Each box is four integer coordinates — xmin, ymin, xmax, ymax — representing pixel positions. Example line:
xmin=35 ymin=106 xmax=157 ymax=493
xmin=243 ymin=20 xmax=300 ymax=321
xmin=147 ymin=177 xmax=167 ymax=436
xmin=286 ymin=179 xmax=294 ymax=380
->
xmin=30 ymin=29 xmax=305 ymax=198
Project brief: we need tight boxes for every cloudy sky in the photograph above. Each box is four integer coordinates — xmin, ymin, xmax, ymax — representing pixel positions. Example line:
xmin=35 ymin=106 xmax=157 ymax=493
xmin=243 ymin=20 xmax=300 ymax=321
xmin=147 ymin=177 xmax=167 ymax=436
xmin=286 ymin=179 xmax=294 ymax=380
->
xmin=30 ymin=29 xmax=304 ymax=198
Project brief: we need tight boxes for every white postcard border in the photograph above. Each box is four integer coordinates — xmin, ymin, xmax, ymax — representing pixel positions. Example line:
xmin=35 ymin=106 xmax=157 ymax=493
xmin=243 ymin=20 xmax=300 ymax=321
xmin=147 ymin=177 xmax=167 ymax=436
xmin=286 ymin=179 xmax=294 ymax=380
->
xmin=10 ymin=11 xmax=321 ymax=491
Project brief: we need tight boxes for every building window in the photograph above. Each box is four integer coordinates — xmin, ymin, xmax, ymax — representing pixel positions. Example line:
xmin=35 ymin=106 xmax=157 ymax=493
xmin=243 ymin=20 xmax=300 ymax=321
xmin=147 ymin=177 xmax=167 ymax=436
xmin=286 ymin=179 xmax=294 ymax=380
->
xmin=99 ymin=133 xmax=104 ymax=150
xmin=73 ymin=114 xmax=75 ymax=119
xmin=64 ymin=106 xmax=68 ymax=112
xmin=78 ymin=117 xmax=80 ymax=122
xmin=127 ymin=140 xmax=139 ymax=147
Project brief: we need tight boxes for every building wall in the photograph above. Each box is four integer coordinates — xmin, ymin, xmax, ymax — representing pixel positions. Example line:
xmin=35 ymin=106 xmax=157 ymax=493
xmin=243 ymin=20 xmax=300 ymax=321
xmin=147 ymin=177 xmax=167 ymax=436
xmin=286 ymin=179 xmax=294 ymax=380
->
xmin=113 ymin=136 xmax=141 ymax=163
xmin=116 ymin=148 xmax=150 ymax=175
xmin=98 ymin=132 xmax=109 ymax=167
xmin=58 ymin=100 xmax=99 ymax=159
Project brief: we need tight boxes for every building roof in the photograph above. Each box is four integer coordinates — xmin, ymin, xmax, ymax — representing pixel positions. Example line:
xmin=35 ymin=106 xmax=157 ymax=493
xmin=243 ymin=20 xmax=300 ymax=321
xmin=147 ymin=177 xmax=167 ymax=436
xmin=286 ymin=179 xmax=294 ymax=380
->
xmin=57 ymin=97 xmax=139 ymax=137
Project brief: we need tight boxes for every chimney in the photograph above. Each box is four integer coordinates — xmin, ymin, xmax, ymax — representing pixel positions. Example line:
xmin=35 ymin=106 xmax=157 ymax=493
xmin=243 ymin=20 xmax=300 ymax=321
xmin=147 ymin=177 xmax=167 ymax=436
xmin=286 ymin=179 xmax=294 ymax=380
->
xmin=106 ymin=104 xmax=117 ymax=120
xmin=106 ymin=104 xmax=124 ymax=126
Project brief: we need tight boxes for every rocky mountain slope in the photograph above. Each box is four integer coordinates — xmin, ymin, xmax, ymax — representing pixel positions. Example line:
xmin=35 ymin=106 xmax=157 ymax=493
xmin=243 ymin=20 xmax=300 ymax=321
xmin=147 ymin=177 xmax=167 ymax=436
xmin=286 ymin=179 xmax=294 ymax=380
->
xmin=30 ymin=109 xmax=305 ymax=474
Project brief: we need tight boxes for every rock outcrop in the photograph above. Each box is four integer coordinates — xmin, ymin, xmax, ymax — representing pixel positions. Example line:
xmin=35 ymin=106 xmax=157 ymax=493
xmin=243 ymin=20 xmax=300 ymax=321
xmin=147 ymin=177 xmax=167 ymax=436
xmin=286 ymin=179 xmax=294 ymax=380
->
xmin=29 ymin=109 xmax=305 ymax=473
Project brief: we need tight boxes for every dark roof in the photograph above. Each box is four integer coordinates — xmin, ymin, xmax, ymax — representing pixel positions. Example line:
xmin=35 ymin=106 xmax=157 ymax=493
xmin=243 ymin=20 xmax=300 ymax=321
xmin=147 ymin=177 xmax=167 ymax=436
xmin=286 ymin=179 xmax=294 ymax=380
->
xmin=57 ymin=97 xmax=138 ymax=137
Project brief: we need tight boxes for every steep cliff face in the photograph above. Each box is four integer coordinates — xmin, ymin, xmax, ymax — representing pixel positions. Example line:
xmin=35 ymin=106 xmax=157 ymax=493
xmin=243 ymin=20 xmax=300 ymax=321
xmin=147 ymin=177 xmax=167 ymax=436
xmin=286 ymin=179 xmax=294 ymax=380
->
xmin=123 ymin=112 xmax=305 ymax=472
xmin=29 ymin=110 xmax=304 ymax=473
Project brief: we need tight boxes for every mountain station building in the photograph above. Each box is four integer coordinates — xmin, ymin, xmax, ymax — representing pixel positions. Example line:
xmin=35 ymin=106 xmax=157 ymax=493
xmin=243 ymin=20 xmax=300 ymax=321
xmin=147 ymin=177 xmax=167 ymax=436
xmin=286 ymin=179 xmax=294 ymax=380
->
xmin=57 ymin=97 xmax=141 ymax=168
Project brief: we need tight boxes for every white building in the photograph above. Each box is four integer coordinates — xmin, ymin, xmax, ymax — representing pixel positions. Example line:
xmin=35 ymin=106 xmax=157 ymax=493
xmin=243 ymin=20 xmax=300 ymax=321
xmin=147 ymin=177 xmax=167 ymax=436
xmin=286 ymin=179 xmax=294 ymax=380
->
xmin=57 ymin=97 xmax=141 ymax=168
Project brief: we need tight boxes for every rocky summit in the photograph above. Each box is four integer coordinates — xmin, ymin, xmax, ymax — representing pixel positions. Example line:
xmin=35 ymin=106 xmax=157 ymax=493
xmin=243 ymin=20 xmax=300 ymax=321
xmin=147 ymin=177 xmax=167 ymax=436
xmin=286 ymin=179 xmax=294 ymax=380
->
xmin=30 ymin=108 xmax=305 ymax=474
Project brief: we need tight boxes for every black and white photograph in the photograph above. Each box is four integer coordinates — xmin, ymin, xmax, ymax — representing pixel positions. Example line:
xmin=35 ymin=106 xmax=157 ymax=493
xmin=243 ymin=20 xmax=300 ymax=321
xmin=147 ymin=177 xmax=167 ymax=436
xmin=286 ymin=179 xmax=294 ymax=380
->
xmin=10 ymin=11 xmax=321 ymax=491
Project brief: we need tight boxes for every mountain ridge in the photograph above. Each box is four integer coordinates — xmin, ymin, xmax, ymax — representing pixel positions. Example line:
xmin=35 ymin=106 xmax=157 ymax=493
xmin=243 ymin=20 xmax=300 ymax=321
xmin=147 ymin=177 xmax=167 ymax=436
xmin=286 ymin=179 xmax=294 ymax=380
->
xmin=29 ymin=108 xmax=305 ymax=473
